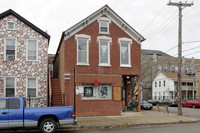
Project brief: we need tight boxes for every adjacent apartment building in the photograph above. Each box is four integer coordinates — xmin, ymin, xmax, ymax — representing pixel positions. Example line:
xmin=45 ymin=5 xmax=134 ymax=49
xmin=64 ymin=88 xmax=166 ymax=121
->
xmin=141 ymin=49 xmax=200 ymax=100
xmin=0 ymin=9 xmax=50 ymax=107
xmin=53 ymin=5 xmax=145 ymax=116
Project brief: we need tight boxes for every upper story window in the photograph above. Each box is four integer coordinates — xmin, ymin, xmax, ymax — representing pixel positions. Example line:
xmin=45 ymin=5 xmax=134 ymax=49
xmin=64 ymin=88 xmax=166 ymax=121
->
xmin=97 ymin=36 xmax=112 ymax=66
xmin=119 ymin=38 xmax=132 ymax=67
xmin=7 ymin=21 xmax=15 ymax=30
xmin=75 ymin=34 xmax=91 ymax=66
xmin=163 ymin=80 xmax=166 ymax=87
xmin=27 ymin=78 xmax=37 ymax=97
xmin=5 ymin=77 xmax=15 ymax=97
xmin=5 ymin=38 xmax=16 ymax=61
xmin=27 ymin=40 xmax=37 ymax=61
xmin=159 ymin=81 xmax=161 ymax=87
xmin=155 ymin=82 xmax=157 ymax=87
xmin=98 ymin=17 xmax=111 ymax=34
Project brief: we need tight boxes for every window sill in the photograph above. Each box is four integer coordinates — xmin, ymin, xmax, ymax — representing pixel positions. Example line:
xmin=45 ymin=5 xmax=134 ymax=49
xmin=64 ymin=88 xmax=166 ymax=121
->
xmin=99 ymin=32 xmax=110 ymax=35
xmin=98 ymin=64 xmax=112 ymax=67
xmin=76 ymin=63 xmax=90 ymax=66
xmin=120 ymin=65 xmax=132 ymax=68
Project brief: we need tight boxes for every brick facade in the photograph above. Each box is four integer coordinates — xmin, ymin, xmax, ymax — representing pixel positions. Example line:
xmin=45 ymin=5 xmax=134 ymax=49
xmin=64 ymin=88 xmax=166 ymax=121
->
xmin=0 ymin=10 xmax=49 ymax=107
xmin=54 ymin=5 xmax=144 ymax=116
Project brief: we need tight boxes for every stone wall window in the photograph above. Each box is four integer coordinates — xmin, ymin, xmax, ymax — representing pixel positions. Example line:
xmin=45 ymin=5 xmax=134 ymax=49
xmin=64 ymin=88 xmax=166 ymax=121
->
xmin=27 ymin=78 xmax=37 ymax=97
xmin=7 ymin=21 xmax=15 ymax=30
xmin=82 ymin=84 xmax=112 ymax=100
xmin=75 ymin=34 xmax=91 ymax=66
xmin=27 ymin=40 xmax=37 ymax=61
xmin=5 ymin=39 xmax=16 ymax=61
xmin=5 ymin=77 xmax=15 ymax=97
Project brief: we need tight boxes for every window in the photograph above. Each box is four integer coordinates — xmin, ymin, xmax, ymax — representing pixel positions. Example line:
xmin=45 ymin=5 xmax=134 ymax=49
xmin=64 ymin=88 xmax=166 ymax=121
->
xmin=27 ymin=78 xmax=37 ymax=97
xmin=49 ymin=64 xmax=53 ymax=77
xmin=98 ymin=36 xmax=112 ymax=66
xmin=5 ymin=39 xmax=15 ymax=61
xmin=82 ymin=84 xmax=112 ymax=100
xmin=75 ymin=34 xmax=91 ymax=65
xmin=7 ymin=21 xmax=15 ymax=30
xmin=98 ymin=17 xmax=111 ymax=34
xmin=159 ymin=81 xmax=161 ymax=87
xmin=0 ymin=100 xmax=6 ymax=109
xmin=27 ymin=40 xmax=37 ymax=61
xmin=155 ymin=82 xmax=157 ymax=87
xmin=8 ymin=99 xmax=20 ymax=109
xmin=119 ymin=38 xmax=132 ymax=67
xmin=100 ymin=21 xmax=109 ymax=33
xmin=5 ymin=77 xmax=15 ymax=97
xmin=163 ymin=80 xmax=165 ymax=87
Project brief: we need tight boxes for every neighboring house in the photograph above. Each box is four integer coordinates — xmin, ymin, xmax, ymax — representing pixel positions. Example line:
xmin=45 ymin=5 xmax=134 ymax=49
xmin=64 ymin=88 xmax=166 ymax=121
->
xmin=141 ymin=49 xmax=200 ymax=100
xmin=0 ymin=9 xmax=50 ymax=107
xmin=152 ymin=71 xmax=194 ymax=101
xmin=53 ymin=5 xmax=145 ymax=116
xmin=196 ymin=67 xmax=200 ymax=100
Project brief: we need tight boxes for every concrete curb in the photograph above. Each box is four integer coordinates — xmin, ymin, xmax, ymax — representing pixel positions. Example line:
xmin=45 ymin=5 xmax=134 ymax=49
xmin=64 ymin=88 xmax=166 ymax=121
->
xmin=59 ymin=120 xmax=200 ymax=131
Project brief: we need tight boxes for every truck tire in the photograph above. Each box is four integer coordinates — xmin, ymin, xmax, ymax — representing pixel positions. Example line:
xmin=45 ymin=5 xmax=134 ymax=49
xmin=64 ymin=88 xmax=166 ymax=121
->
xmin=40 ymin=118 xmax=56 ymax=133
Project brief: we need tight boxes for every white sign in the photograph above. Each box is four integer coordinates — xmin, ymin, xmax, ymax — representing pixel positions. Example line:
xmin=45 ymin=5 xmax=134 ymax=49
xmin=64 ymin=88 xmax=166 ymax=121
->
xmin=76 ymin=86 xmax=84 ymax=95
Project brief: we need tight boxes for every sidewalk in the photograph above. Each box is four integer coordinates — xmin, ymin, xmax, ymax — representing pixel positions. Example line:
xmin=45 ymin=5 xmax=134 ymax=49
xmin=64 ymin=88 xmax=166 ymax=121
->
xmin=63 ymin=111 xmax=200 ymax=129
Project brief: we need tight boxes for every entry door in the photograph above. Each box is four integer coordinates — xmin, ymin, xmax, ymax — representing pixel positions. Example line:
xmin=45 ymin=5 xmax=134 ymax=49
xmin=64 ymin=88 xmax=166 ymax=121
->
xmin=0 ymin=99 xmax=8 ymax=128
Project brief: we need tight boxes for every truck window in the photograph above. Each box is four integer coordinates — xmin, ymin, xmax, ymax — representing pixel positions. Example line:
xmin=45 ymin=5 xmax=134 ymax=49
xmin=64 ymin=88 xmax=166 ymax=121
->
xmin=0 ymin=100 xmax=6 ymax=109
xmin=8 ymin=99 xmax=20 ymax=109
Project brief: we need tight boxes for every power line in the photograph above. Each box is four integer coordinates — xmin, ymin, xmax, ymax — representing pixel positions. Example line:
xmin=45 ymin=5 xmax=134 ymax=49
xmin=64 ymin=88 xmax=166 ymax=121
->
xmin=182 ymin=40 xmax=200 ymax=44
xmin=141 ymin=5 xmax=166 ymax=33
xmin=183 ymin=50 xmax=200 ymax=57
xmin=182 ymin=46 xmax=200 ymax=53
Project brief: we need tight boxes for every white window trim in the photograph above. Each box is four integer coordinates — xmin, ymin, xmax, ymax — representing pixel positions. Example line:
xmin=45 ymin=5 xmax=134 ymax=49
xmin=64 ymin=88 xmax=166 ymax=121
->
xmin=4 ymin=38 xmax=17 ymax=61
xmin=119 ymin=37 xmax=132 ymax=67
xmin=98 ymin=17 xmax=111 ymax=35
xmin=97 ymin=36 xmax=112 ymax=67
xmin=75 ymin=34 xmax=91 ymax=66
xmin=26 ymin=77 xmax=38 ymax=98
xmin=7 ymin=21 xmax=16 ymax=30
xmin=4 ymin=76 xmax=16 ymax=97
xmin=26 ymin=39 xmax=38 ymax=61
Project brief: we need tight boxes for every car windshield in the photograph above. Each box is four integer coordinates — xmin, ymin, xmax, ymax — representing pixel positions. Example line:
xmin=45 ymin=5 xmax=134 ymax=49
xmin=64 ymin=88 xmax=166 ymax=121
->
xmin=194 ymin=100 xmax=200 ymax=102
xmin=141 ymin=100 xmax=147 ymax=103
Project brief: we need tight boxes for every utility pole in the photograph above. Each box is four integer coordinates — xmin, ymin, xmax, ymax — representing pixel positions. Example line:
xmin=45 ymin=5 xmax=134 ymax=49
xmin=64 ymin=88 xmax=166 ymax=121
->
xmin=167 ymin=1 xmax=193 ymax=115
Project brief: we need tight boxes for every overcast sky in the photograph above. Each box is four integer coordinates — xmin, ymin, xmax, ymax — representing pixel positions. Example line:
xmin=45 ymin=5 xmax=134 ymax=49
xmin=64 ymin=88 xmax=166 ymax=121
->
xmin=1 ymin=0 xmax=199 ymax=59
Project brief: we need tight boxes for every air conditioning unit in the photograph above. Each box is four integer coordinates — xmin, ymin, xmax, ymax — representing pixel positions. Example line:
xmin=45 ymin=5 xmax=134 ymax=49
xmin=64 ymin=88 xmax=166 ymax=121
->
xmin=7 ymin=55 xmax=15 ymax=61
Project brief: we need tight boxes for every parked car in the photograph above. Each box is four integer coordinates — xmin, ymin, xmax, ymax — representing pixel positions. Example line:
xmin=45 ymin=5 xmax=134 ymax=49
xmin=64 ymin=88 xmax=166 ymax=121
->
xmin=159 ymin=99 xmax=177 ymax=107
xmin=140 ymin=100 xmax=153 ymax=110
xmin=0 ymin=97 xmax=76 ymax=133
xmin=147 ymin=99 xmax=159 ymax=106
xmin=182 ymin=99 xmax=200 ymax=108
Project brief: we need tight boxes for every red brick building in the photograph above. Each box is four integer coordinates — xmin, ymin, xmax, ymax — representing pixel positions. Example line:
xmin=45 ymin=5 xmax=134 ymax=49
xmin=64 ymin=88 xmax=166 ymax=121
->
xmin=53 ymin=5 xmax=145 ymax=116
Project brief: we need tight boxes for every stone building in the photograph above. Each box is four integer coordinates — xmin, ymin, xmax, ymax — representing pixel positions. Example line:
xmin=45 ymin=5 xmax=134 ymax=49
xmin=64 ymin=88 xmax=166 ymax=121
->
xmin=141 ymin=49 xmax=200 ymax=100
xmin=53 ymin=5 xmax=145 ymax=116
xmin=0 ymin=9 xmax=50 ymax=107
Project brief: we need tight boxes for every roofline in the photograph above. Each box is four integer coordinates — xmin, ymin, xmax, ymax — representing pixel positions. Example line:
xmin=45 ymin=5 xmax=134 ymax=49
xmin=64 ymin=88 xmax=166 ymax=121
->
xmin=53 ymin=5 xmax=145 ymax=63
xmin=0 ymin=9 xmax=50 ymax=41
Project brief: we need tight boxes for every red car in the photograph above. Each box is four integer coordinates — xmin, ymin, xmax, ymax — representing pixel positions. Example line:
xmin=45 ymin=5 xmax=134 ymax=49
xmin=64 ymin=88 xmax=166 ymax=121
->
xmin=182 ymin=100 xmax=200 ymax=108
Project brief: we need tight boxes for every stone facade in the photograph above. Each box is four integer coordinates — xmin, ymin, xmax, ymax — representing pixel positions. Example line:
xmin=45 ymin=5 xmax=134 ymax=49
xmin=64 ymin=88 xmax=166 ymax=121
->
xmin=0 ymin=11 xmax=49 ymax=107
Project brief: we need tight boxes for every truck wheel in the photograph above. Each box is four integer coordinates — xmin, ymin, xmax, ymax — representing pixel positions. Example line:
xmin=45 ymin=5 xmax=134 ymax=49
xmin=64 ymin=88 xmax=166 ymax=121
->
xmin=40 ymin=118 xmax=56 ymax=133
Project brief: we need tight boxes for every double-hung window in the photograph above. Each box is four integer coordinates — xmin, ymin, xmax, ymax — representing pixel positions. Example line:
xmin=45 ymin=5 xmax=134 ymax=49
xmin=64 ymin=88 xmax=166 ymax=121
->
xmin=98 ymin=36 xmax=111 ymax=66
xmin=75 ymin=34 xmax=91 ymax=65
xmin=27 ymin=40 xmax=37 ymax=61
xmin=119 ymin=38 xmax=132 ymax=67
xmin=98 ymin=17 xmax=111 ymax=34
xmin=7 ymin=21 xmax=15 ymax=30
xmin=5 ymin=77 xmax=15 ymax=97
xmin=5 ymin=39 xmax=16 ymax=61
xmin=27 ymin=78 xmax=37 ymax=97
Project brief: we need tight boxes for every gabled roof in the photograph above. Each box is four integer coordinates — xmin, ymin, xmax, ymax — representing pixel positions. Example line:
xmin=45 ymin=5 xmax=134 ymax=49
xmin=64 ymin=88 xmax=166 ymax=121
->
xmin=0 ymin=9 xmax=50 ymax=40
xmin=53 ymin=5 xmax=145 ymax=63
xmin=161 ymin=71 xmax=193 ymax=83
